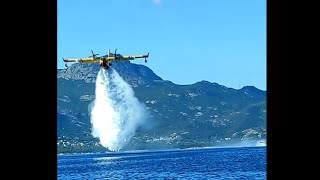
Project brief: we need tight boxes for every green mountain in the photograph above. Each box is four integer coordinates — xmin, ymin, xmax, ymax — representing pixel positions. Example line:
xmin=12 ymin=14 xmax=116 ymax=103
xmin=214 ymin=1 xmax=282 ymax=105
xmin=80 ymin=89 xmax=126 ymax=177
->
xmin=57 ymin=61 xmax=266 ymax=154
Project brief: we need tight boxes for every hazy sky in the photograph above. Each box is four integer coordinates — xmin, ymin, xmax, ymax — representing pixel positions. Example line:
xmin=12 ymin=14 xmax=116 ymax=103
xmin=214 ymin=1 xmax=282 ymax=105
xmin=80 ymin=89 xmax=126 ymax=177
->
xmin=58 ymin=0 xmax=266 ymax=90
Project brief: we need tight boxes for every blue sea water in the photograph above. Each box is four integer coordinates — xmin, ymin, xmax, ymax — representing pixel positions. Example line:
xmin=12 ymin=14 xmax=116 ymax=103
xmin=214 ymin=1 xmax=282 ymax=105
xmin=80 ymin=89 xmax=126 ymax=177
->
xmin=58 ymin=146 xmax=266 ymax=179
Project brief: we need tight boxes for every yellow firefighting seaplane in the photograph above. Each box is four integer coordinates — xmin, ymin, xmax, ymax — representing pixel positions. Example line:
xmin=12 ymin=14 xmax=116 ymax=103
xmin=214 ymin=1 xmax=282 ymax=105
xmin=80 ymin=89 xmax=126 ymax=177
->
xmin=62 ymin=49 xmax=149 ymax=69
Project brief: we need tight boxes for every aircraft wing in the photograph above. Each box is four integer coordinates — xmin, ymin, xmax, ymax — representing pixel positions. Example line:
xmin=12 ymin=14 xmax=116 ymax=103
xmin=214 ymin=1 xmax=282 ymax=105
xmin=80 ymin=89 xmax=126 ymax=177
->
xmin=106 ymin=56 xmax=134 ymax=61
xmin=62 ymin=50 xmax=149 ymax=68
xmin=63 ymin=57 xmax=99 ymax=63
xmin=106 ymin=54 xmax=149 ymax=61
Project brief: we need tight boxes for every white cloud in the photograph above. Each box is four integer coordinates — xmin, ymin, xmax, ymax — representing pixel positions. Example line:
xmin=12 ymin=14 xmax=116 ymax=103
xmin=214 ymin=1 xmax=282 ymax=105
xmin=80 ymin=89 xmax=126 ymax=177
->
xmin=153 ymin=0 xmax=162 ymax=6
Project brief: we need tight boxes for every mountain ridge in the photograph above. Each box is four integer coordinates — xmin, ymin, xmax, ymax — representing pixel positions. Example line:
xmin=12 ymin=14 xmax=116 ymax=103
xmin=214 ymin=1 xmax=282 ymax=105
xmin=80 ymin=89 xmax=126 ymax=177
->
xmin=58 ymin=61 xmax=265 ymax=91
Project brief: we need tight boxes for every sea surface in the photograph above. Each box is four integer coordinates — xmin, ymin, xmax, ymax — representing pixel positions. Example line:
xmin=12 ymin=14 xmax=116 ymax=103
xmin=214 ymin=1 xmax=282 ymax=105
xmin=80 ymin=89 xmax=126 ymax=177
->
xmin=58 ymin=146 xmax=266 ymax=179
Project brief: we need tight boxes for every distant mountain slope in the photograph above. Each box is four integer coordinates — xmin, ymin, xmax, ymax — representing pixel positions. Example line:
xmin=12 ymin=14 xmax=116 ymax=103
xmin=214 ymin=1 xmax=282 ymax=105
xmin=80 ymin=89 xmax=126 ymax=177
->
xmin=57 ymin=61 xmax=266 ymax=153
xmin=58 ymin=61 xmax=163 ymax=86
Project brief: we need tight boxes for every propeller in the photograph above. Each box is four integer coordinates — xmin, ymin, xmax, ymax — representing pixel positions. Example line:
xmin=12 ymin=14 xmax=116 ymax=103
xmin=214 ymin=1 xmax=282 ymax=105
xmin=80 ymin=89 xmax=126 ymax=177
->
xmin=89 ymin=50 xmax=99 ymax=58
xmin=114 ymin=49 xmax=117 ymax=58
xmin=144 ymin=53 xmax=149 ymax=63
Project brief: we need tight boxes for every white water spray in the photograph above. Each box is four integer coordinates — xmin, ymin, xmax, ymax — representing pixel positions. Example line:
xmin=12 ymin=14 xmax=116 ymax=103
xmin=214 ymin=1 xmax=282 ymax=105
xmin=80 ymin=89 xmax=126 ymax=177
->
xmin=89 ymin=68 xmax=148 ymax=151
